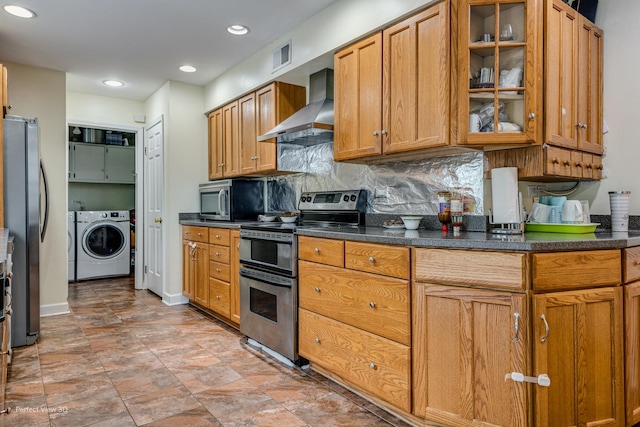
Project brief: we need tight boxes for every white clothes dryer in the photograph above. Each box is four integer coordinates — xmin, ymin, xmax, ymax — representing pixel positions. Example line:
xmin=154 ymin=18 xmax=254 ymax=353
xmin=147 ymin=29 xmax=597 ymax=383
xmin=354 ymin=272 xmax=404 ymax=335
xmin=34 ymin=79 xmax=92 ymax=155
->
xmin=76 ymin=210 xmax=130 ymax=280
xmin=68 ymin=211 xmax=76 ymax=282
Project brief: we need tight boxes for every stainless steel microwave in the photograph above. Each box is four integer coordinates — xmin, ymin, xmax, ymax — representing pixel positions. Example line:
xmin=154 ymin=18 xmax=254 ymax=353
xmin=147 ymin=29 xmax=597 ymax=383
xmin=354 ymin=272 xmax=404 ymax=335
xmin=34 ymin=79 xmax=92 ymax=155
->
xmin=199 ymin=179 xmax=264 ymax=221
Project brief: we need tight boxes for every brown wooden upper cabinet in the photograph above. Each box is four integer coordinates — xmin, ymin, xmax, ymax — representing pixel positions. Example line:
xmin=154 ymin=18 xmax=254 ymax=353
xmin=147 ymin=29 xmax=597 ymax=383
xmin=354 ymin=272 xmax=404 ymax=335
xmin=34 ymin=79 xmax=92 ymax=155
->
xmin=208 ymin=82 xmax=305 ymax=179
xmin=455 ymin=0 xmax=540 ymax=146
xmin=334 ymin=1 xmax=450 ymax=162
xmin=544 ymin=0 xmax=603 ymax=155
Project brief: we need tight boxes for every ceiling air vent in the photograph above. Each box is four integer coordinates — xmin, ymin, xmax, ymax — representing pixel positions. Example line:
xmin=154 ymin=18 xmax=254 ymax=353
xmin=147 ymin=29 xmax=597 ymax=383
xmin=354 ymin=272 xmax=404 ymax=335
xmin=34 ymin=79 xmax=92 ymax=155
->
xmin=272 ymin=41 xmax=291 ymax=73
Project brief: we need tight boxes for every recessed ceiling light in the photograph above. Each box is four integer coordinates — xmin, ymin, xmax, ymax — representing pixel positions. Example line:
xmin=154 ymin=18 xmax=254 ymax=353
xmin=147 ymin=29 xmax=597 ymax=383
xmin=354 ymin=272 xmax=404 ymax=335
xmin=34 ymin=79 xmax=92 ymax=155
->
xmin=3 ymin=5 xmax=36 ymax=18
xmin=179 ymin=65 xmax=197 ymax=73
xmin=103 ymin=80 xmax=124 ymax=87
xmin=227 ymin=24 xmax=249 ymax=36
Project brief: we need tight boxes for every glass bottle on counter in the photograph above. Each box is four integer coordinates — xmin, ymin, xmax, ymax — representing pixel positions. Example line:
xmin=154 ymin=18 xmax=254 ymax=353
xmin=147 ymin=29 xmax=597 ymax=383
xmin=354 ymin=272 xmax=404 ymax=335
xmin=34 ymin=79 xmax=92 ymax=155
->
xmin=450 ymin=189 xmax=464 ymax=236
xmin=437 ymin=191 xmax=451 ymax=233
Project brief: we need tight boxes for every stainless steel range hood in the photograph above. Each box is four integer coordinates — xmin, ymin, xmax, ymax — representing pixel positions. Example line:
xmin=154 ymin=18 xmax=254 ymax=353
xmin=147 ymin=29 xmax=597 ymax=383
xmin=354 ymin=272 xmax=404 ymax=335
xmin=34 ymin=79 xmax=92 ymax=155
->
xmin=258 ymin=68 xmax=334 ymax=146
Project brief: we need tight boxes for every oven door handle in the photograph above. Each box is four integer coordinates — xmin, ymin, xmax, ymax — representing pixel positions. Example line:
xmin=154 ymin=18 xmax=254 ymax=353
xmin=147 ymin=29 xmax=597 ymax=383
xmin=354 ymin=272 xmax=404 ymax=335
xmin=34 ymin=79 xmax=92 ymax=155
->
xmin=240 ymin=269 xmax=293 ymax=288
xmin=240 ymin=235 xmax=292 ymax=244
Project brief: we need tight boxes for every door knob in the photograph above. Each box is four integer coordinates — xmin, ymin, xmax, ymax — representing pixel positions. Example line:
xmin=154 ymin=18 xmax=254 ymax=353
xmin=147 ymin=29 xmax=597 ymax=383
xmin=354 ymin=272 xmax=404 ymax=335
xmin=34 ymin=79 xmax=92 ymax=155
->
xmin=154 ymin=217 xmax=163 ymax=223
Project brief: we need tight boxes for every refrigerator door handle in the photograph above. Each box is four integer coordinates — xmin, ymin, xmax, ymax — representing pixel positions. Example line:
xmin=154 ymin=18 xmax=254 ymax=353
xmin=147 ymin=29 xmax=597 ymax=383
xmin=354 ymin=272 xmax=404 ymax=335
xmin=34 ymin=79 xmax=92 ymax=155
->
xmin=40 ymin=159 xmax=49 ymax=242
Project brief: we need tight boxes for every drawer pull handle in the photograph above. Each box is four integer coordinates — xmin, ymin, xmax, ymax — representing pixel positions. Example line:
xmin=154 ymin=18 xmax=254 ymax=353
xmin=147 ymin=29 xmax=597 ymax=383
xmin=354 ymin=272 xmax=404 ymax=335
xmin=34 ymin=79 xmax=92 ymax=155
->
xmin=369 ymin=362 xmax=376 ymax=370
xmin=215 ymin=268 xmax=221 ymax=273
xmin=512 ymin=312 xmax=521 ymax=343
xmin=216 ymin=295 xmax=221 ymax=300
xmin=369 ymin=256 xmax=375 ymax=263
xmin=315 ymin=337 xmax=320 ymax=344
xmin=314 ymin=247 xmax=319 ymax=253
xmin=197 ymin=232 xmax=203 ymax=236
xmin=552 ymin=158 xmax=559 ymax=165
xmin=215 ymin=252 xmax=221 ymax=257
xmin=215 ymin=235 xmax=220 ymax=239
xmin=540 ymin=314 xmax=549 ymax=344
xmin=314 ymin=287 xmax=321 ymax=292
xmin=369 ymin=302 xmax=376 ymax=309
xmin=563 ymin=160 xmax=570 ymax=167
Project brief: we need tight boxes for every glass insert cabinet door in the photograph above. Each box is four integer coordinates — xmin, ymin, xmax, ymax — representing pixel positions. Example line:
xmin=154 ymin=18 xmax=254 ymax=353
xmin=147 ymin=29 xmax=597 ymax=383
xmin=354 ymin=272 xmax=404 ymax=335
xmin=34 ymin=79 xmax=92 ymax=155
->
xmin=457 ymin=0 xmax=539 ymax=145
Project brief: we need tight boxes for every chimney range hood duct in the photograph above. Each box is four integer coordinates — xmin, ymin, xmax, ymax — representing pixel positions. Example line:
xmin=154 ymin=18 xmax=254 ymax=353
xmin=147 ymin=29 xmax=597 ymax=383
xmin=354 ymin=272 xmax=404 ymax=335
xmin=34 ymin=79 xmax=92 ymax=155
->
xmin=258 ymin=68 xmax=334 ymax=146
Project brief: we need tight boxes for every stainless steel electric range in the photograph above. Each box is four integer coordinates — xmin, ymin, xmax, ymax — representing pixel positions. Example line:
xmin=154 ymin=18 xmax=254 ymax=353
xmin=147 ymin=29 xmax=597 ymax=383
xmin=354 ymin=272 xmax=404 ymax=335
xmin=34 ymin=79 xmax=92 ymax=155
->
xmin=238 ymin=189 xmax=367 ymax=364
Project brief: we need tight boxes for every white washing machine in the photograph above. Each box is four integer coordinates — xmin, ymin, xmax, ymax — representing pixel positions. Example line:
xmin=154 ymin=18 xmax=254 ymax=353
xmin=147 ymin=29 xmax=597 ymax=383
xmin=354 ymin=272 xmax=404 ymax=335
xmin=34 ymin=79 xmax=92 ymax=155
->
xmin=76 ymin=210 xmax=130 ymax=280
xmin=68 ymin=211 xmax=76 ymax=282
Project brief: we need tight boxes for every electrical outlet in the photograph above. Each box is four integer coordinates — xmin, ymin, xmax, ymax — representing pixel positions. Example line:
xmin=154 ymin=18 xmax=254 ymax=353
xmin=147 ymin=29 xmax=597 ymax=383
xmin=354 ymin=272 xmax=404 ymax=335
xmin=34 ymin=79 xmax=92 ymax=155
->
xmin=527 ymin=185 xmax=545 ymax=197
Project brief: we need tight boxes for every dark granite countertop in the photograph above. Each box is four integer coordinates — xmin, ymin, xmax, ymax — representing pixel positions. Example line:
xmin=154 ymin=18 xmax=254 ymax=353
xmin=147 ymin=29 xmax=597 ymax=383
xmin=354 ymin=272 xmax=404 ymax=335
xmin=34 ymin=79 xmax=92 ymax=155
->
xmin=295 ymin=227 xmax=640 ymax=251
xmin=179 ymin=215 xmax=640 ymax=251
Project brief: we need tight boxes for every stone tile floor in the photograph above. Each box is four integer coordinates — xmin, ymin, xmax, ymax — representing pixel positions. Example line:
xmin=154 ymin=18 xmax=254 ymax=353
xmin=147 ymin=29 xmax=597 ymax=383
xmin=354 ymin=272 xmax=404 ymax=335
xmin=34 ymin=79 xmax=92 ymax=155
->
xmin=1 ymin=277 xmax=414 ymax=426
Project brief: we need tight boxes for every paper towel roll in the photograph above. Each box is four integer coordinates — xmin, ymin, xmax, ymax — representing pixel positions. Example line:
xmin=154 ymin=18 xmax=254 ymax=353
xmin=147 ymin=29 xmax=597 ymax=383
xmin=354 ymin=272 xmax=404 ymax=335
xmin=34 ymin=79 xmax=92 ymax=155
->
xmin=491 ymin=167 xmax=520 ymax=224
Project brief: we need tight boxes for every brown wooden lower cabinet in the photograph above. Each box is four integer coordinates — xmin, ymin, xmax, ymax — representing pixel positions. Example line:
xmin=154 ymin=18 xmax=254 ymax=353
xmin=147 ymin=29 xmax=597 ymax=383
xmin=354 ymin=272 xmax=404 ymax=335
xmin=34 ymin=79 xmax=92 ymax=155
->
xmin=533 ymin=287 xmax=624 ymax=427
xmin=299 ymin=308 xmax=411 ymax=412
xmin=624 ymin=282 xmax=640 ymax=426
xmin=412 ymin=283 xmax=528 ymax=426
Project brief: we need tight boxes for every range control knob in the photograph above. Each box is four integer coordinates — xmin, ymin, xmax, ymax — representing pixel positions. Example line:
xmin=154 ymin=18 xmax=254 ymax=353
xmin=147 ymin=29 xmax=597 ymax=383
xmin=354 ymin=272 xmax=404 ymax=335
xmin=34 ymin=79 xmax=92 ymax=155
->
xmin=343 ymin=195 xmax=349 ymax=202
xmin=350 ymin=195 xmax=357 ymax=201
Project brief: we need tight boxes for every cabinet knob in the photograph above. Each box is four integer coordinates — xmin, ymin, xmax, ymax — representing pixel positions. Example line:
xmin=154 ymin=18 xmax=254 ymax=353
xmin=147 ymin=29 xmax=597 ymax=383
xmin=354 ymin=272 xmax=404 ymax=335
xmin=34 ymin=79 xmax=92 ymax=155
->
xmin=528 ymin=112 xmax=536 ymax=119
xmin=552 ymin=158 xmax=559 ymax=165
xmin=314 ymin=287 xmax=321 ymax=292
xmin=596 ymin=164 xmax=603 ymax=170
xmin=369 ymin=256 xmax=375 ymax=263
xmin=586 ymin=163 xmax=593 ymax=170
xmin=369 ymin=362 xmax=376 ymax=370
xmin=563 ymin=160 xmax=570 ymax=167
xmin=369 ymin=302 xmax=376 ymax=309
xmin=215 ymin=268 xmax=221 ymax=273
xmin=215 ymin=252 xmax=221 ymax=257
xmin=215 ymin=235 xmax=220 ymax=239
xmin=314 ymin=247 xmax=319 ymax=253
xmin=197 ymin=232 xmax=203 ymax=236
xmin=575 ymin=162 xmax=583 ymax=168
xmin=381 ymin=130 xmax=387 ymax=135
xmin=373 ymin=131 xmax=379 ymax=137
xmin=632 ymin=260 xmax=640 ymax=267
xmin=216 ymin=295 xmax=221 ymax=299
xmin=315 ymin=337 xmax=321 ymax=344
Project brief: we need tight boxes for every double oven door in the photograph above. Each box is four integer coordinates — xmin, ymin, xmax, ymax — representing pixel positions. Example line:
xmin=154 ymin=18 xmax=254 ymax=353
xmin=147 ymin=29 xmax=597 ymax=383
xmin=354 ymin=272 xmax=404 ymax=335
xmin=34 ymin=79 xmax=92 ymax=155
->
xmin=239 ymin=266 xmax=297 ymax=362
xmin=239 ymin=228 xmax=299 ymax=363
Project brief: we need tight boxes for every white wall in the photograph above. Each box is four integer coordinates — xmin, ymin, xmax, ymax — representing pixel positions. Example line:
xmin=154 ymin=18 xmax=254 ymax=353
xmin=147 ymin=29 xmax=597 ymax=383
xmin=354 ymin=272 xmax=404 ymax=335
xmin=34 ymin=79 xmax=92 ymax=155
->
xmin=67 ymin=92 xmax=145 ymax=127
xmin=203 ymin=0 xmax=436 ymax=111
xmin=5 ymin=62 xmax=68 ymax=315
xmin=145 ymin=81 xmax=207 ymax=302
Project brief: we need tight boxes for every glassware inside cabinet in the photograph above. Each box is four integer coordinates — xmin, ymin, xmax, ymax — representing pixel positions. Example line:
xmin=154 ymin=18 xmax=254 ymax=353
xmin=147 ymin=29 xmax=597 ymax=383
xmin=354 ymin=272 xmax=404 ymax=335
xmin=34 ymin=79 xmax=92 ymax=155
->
xmin=467 ymin=2 xmax=527 ymax=135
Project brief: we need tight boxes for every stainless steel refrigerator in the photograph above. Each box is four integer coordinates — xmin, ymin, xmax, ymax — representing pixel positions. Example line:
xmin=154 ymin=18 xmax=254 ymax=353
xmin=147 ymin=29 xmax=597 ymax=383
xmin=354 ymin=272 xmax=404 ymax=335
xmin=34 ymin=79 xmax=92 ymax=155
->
xmin=3 ymin=115 xmax=48 ymax=347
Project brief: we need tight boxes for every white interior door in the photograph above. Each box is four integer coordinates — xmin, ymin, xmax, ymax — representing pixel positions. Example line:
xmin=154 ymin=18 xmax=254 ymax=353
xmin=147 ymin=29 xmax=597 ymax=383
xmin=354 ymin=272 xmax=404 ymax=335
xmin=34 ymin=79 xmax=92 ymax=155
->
xmin=144 ymin=118 xmax=164 ymax=297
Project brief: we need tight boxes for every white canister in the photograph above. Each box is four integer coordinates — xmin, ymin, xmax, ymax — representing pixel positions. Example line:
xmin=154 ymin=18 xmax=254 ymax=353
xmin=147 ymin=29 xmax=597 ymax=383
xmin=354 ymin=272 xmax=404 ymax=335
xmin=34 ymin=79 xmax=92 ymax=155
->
xmin=609 ymin=191 xmax=631 ymax=232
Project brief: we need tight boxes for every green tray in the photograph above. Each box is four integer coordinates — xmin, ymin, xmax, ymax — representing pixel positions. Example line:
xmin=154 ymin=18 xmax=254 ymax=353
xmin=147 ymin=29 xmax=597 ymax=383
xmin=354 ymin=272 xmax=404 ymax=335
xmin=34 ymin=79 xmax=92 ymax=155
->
xmin=525 ymin=223 xmax=600 ymax=234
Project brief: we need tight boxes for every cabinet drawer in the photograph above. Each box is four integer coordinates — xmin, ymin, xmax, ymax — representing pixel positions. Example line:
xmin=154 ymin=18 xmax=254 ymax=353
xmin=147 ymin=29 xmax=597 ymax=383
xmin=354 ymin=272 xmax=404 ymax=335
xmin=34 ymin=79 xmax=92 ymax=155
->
xmin=345 ymin=242 xmax=410 ymax=279
xmin=545 ymin=146 xmax=573 ymax=177
xmin=532 ymin=250 xmax=621 ymax=291
xmin=209 ymin=244 xmax=230 ymax=264
xmin=208 ymin=278 xmax=230 ymax=318
xmin=298 ymin=236 xmax=344 ymax=267
xmin=299 ymin=261 xmax=410 ymax=345
xmin=182 ymin=225 xmax=208 ymax=243
xmin=623 ymin=247 xmax=640 ymax=284
xmin=414 ymin=248 xmax=526 ymax=290
xmin=299 ymin=309 xmax=410 ymax=412
xmin=209 ymin=260 xmax=230 ymax=282
xmin=208 ymin=228 xmax=230 ymax=246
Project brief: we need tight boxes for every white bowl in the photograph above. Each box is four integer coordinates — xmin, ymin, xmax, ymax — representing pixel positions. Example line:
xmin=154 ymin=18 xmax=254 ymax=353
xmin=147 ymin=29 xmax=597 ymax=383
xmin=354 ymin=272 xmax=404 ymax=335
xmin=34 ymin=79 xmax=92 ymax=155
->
xmin=401 ymin=216 xmax=422 ymax=230
xmin=280 ymin=215 xmax=298 ymax=223
xmin=258 ymin=215 xmax=276 ymax=222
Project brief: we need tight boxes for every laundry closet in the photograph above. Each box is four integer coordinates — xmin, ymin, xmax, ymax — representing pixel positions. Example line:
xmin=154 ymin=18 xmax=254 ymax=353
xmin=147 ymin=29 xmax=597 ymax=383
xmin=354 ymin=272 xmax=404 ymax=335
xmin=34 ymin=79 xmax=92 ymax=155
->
xmin=67 ymin=124 xmax=136 ymax=282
